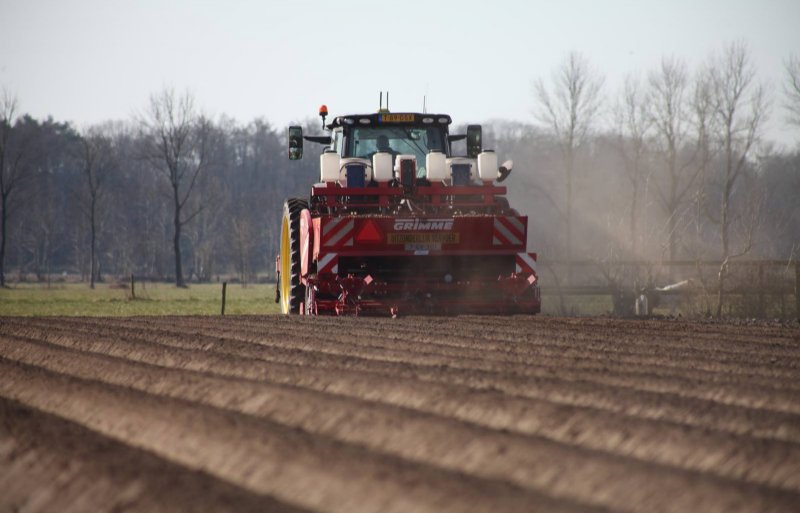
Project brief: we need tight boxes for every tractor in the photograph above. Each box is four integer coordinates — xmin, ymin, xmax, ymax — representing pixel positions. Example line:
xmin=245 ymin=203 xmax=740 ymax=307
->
xmin=276 ymin=102 xmax=540 ymax=316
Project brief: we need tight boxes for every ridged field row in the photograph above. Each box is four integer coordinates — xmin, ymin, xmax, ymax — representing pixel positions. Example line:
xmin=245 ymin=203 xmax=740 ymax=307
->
xmin=1 ymin=315 xmax=798 ymax=513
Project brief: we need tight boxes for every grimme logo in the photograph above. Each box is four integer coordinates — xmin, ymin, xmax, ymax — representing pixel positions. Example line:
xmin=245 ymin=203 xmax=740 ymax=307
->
xmin=393 ymin=219 xmax=454 ymax=231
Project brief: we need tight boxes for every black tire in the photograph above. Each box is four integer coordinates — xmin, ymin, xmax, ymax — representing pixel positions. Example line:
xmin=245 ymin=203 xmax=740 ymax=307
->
xmin=279 ymin=198 xmax=308 ymax=314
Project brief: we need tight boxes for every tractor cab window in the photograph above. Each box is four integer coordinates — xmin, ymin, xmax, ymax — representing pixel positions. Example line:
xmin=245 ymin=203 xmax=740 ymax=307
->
xmin=332 ymin=129 xmax=343 ymax=155
xmin=346 ymin=126 xmax=446 ymax=177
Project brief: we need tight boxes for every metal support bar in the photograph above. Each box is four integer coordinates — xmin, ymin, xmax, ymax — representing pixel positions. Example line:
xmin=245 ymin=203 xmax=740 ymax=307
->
xmin=221 ymin=282 xmax=227 ymax=315
xmin=794 ymin=262 xmax=800 ymax=322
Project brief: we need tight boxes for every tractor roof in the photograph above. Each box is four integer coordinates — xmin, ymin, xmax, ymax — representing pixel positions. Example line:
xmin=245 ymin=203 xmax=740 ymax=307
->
xmin=328 ymin=112 xmax=452 ymax=129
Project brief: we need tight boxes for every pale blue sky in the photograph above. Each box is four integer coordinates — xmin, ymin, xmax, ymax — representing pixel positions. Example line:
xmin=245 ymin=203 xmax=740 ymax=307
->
xmin=1 ymin=0 xmax=798 ymax=144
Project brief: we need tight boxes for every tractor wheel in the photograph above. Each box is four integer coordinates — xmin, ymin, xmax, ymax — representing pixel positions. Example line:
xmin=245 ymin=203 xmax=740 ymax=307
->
xmin=278 ymin=198 xmax=308 ymax=314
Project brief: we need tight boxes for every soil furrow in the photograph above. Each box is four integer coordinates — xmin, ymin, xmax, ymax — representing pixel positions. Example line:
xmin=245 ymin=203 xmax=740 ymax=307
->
xmin=228 ymin=314 xmax=800 ymax=355
xmin=80 ymin=315 xmax=800 ymax=371
xmin=0 ymin=358 xmax=589 ymax=513
xmin=86 ymin=316 xmax=800 ymax=384
xmin=0 ymin=397 xmax=308 ymax=513
xmin=6 ymin=318 xmax=798 ymax=414
xmin=453 ymin=316 xmax=800 ymax=350
xmin=3 ymin=333 xmax=800 ymax=494
xmin=36 ymin=315 xmax=800 ymax=370
xmin=3 ymin=321 xmax=798 ymax=445
xmin=2 ymin=340 xmax=799 ymax=513
xmin=1 ymin=314 xmax=798 ymax=513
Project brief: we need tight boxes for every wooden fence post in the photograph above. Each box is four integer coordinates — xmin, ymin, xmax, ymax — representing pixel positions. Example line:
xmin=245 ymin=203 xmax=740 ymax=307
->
xmin=221 ymin=282 xmax=227 ymax=316
xmin=130 ymin=274 xmax=135 ymax=299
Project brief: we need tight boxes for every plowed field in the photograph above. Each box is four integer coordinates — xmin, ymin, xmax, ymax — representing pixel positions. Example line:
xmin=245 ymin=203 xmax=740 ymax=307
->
xmin=1 ymin=315 xmax=799 ymax=513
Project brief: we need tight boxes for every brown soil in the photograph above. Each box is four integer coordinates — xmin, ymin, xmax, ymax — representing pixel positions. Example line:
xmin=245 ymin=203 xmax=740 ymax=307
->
xmin=1 ymin=315 xmax=798 ymax=512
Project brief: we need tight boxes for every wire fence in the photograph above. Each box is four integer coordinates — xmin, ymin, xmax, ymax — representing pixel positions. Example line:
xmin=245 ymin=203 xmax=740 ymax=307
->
xmin=538 ymin=259 xmax=800 ymax=320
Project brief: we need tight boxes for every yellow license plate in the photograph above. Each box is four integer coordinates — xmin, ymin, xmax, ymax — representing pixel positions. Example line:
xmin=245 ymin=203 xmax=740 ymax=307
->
xmin=381 ymin=114 xmax=415 ymax=123
xmin=387 ymin=232 xmax=460 ymax=244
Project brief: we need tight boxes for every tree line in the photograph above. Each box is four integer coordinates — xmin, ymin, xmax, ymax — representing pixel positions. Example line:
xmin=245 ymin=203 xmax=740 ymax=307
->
xmin=0 ymin=88 xmax=319 ymax=287
xmin=1 ymin=42 xmax=799 ymax=314
xmin=495 ymin=42 xmax=799 ymax=316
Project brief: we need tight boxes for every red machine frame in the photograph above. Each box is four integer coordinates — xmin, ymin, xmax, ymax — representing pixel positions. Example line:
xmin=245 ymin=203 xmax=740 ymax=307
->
xmin=289 ymin=180 xmax=540 ymax=316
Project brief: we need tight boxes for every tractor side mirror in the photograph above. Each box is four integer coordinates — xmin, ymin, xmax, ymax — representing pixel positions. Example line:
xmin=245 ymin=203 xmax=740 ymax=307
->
xmin=497 ymin=160 xmax=513 ymax=182
xmin=466 ymin=124 xmax=482 ymax=158
xmin=288 ymin=126 xmax=303 ymax=160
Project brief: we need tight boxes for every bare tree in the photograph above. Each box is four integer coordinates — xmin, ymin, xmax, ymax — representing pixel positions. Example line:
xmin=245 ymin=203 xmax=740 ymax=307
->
xmin=685 ymin=66 xmax=718 ymax=260
xmin=75 ymin=127 xmax=117 ymax=288
xmin=707 ymin=42 xmax=769 ymax=316
xmin=647 ymin=57 xmax=703 ymax=264
xmin=613 ymin=75 xmax=652 ymax=256
xmin=534 ymin=51 xmax=604 ymax=266
xmin=139 ymin=88 xmax=211 ymax=287
xmin=0 ymin=90 xmax=33 ymax=287
xmin=784 ymin=54 xmax=800 ymax=129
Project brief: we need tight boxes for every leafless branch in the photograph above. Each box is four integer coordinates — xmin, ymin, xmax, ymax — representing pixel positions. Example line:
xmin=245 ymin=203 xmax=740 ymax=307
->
xmin=783 ymin=54 xmax=800 ymax=128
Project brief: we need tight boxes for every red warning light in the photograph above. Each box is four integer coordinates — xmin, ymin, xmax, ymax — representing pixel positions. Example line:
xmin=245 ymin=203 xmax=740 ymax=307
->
xmin=319 ymin=105 xmax=329 ymax=129
xmin=356 ymin=220 xmax=382 ymax=243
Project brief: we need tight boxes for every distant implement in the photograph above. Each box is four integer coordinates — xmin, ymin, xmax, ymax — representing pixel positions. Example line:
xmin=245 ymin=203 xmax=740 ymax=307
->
xmin=276 ymin=101 xmax=540 ymax=316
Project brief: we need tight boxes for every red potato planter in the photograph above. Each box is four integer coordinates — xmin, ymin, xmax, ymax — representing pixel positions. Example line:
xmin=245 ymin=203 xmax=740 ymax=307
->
xmin=277 ymin=106 xmax=540 ymax=316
